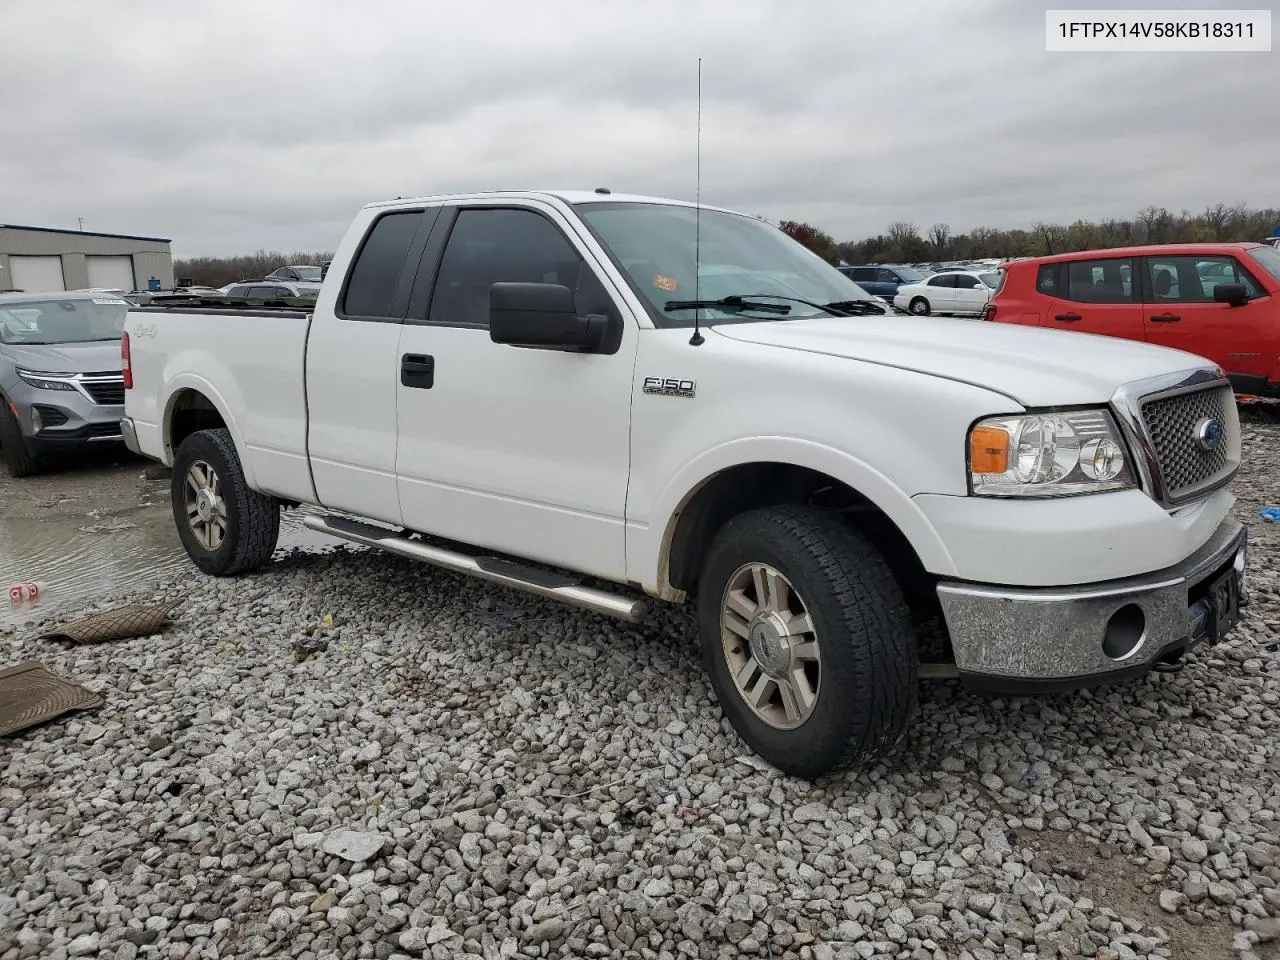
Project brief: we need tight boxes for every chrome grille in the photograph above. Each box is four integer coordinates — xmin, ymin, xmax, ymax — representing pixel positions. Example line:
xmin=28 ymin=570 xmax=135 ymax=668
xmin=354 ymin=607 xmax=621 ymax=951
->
xmin=1139 ymin=383 xmax=1238 ymax=502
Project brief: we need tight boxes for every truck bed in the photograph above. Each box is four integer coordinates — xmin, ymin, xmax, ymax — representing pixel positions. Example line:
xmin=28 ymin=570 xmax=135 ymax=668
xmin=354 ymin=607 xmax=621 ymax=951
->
xmin=125 ymin=300 xmax=316 ymax=502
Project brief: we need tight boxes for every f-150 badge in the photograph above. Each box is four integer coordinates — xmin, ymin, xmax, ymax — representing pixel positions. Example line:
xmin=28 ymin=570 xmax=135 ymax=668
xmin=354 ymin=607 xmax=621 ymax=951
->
xmin=643 ymin=377 xmax=695 ymax=398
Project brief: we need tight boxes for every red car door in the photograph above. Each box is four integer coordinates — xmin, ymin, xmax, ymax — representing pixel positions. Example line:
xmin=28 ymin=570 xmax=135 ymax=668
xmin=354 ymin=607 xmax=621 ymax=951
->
xmin=1140 ymin=253 xmax=1274 ymax=380
xmin=1045 ymin=256 xmax=1145 ymax=341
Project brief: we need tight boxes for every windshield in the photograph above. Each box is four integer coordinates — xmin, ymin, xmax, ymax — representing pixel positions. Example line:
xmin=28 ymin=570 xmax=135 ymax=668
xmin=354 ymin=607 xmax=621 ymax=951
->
xmin=1247 ymin=245 xmax=1280 ymax=284
xmin=574 ymin=201 xmax=884 ymax=326
xmin=979 ymin=272 xmax=1002 ymax=288
xmin=293 ymin=266 xmax=322 ymax=281
xmin=895 ymin=266 xmax=925 ymax=282
xmin=0 ymin=297 xmax=128 ymax=345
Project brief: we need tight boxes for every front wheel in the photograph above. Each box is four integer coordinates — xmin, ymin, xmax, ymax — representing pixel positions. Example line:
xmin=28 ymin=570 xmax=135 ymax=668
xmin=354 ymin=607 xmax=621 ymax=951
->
xmin=171 ymin=428 xmax=280 ymax=576
xmin=909 ymin=297 xmax=931 ymax=316
xmin=696 ymin=505 xmax=917 ymax=779
xmin=0 ymin=400 xmax=40 ymax=478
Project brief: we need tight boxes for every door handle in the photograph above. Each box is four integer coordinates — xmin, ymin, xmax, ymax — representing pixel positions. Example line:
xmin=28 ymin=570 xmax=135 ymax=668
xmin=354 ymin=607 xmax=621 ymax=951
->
xmin=1054 ymin=313 xmax=1082 ymax=322
xmin=1149 ymin=313 xmax=1181 ymax=323
xmin=401 ymin=353 xmax=434 ymax=389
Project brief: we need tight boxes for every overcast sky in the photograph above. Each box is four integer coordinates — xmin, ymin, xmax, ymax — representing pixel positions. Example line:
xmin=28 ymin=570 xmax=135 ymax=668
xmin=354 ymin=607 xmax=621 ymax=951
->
xmin=0 ymin=0 xmax=1274 ymax=256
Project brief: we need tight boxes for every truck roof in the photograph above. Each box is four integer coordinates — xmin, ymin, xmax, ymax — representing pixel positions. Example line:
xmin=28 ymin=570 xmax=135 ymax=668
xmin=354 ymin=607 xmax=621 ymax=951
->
xmin=362 ymin=189 xmax=752 ymax=218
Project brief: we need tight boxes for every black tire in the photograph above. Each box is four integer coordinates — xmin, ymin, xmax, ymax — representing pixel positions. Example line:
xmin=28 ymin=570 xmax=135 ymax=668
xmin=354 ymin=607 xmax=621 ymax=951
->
xmin=909 ymin=297 xmax=931 ymax=316
xmin=0 ymin=399 xmax=40 ymax=478
xmin=171 ymin=428 xmax=280 ymax=576
xmin=696 ymin=505 xmax=917 ymax=779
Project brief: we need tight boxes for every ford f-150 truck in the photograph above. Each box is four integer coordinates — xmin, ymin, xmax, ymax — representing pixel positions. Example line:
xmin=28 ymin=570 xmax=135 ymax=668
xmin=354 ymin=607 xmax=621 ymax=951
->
xmin=120 ymin=190 xmax=1248 ymax=778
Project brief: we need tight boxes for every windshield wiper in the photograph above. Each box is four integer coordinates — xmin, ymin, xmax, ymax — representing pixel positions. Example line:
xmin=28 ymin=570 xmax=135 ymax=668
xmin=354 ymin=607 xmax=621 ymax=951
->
xmin=822 ymin=299 xmax=890 ymax=315
xmin=664 ymin=295 xmax=792 ymax=315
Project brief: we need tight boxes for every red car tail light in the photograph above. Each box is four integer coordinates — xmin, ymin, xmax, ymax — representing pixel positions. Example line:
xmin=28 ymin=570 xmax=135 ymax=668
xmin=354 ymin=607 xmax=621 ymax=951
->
xmin=122 ymin=332 xmax=133 ymax=389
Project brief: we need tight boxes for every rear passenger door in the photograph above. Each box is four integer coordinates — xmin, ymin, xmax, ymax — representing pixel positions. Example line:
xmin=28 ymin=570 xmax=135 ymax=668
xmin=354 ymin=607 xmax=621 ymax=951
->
xmin=924 ymin=273 xmax=957 ymax=312
xmin=1047 ymin=257 xmax=1144 ymax=341
xmin=305 ymin=207 xmax=437 ymax=524
xmin=1140 ymin=253 xmax=1273 ymax=380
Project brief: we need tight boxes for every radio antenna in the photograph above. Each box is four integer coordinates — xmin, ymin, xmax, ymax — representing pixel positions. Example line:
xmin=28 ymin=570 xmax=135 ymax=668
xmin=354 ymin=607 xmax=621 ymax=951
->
xmin=689 ymin=57 xmax=705 ymax=347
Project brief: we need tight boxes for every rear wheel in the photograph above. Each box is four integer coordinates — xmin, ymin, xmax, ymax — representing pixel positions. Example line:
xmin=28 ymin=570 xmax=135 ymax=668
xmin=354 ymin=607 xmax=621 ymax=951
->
xmin=171 ymin=428 xmax=279 ymax=575
xmin=696 ymin=505 xmax=918 ymax=779
xmin=909 ymin=297 xmax=931 ymax=316
xmin=0 ymin=400 xmax=40 ymax=478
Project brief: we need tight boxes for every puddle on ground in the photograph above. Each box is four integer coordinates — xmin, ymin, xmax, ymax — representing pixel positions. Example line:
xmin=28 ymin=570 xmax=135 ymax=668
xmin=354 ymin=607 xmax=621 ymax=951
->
xmin=1 ymin=502 xmax=345 ymax=631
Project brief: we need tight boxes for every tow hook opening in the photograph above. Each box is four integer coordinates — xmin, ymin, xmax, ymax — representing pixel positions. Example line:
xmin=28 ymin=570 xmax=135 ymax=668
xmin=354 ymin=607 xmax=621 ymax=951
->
xmin=1102 ymin=603 xmax=1146 ymax=661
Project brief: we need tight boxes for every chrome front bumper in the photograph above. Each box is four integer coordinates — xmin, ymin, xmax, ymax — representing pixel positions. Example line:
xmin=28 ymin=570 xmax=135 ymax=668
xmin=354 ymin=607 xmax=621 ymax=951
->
xmin=119 ymin=416 xmax=141 ymax=455
xmin=937 ymin=517 xmax=1247 ymax=693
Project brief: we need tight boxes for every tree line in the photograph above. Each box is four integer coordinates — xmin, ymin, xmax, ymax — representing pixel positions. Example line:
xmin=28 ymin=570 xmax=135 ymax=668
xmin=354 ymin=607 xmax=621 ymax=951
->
xmin=781 ymin=203 xmax=1280 ymax=266
xmin=174 ymin=203 xmax=1279 ymax=286
xmin=173 ymin=249 xmax=333 ymax=288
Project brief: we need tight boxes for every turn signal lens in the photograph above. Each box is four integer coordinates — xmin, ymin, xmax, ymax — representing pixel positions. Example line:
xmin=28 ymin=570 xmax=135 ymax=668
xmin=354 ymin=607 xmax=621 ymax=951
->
xmin=969 ymin=425 xmax=1010 ymax=474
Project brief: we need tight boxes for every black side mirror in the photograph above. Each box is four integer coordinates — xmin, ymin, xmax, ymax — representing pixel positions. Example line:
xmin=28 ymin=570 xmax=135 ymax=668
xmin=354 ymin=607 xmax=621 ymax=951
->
xmin=1213 ymin=282 xmax=1248 ymax=306
xmin=489 ymin=282 xmax=619 ymax=353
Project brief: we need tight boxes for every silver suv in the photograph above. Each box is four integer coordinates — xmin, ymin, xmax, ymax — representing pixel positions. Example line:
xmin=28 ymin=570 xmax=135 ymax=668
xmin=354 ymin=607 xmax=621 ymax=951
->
xmin=0 ymin=291 xmax=128 ymax=477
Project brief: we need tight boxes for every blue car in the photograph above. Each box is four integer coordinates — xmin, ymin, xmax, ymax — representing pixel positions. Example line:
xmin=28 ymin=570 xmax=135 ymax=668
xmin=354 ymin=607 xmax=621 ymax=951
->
xmin=837 ymin=264 xmax=926 ymax=301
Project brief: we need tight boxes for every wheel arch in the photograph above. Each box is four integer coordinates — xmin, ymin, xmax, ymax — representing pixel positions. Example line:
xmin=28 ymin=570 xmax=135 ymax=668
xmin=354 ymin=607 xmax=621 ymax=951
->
xmin=161 ymin=378 xmax=258 ymax=488
xmin=644 ymin=439 xmax=956 ymax=603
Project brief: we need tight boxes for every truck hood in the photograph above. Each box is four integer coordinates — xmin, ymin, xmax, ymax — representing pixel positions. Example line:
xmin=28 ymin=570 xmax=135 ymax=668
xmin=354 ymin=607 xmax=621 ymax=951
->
xmin=713 ymin=316 xmax=1213 ymax=407
xmin=0 ymin=340 xmax=123 ymax=374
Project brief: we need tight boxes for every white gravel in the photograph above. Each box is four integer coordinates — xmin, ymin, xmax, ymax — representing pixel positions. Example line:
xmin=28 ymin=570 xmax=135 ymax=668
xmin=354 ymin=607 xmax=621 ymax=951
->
xmin=2 ymin=424 xmax=1279 ymax=960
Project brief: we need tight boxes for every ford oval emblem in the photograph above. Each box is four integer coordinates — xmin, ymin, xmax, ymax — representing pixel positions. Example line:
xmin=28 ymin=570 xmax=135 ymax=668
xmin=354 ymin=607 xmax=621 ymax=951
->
xmin=1195 ymin=417 xmax=1225 ymax=452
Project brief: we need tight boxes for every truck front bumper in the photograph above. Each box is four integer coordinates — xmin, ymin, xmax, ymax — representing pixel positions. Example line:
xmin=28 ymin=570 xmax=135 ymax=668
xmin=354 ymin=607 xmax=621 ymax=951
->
xmin=937 ymin=516 xmax=1247 ymax=694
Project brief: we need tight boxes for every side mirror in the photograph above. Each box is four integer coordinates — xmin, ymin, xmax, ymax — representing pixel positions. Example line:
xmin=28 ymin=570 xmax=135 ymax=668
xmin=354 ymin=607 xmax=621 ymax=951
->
xmin=489 ymin=282 xmax=618 ymax=353
xmin=1213 ymin=282 xmax=1248 ymax=306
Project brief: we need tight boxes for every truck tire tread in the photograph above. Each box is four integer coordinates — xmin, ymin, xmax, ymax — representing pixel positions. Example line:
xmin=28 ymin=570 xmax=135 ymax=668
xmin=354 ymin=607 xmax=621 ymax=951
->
xmin=0 ymin=399 xmax=40 ymax=478
xmin=697 ymin=504 xmax=917 ymax=778
xmin=172 ymin=427 xmax=279 ymax=576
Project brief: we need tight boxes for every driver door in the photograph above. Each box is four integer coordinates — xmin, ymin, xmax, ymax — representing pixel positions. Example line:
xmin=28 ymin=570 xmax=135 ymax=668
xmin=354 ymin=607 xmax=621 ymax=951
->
xmin=393 ymin=202 xmax=637 ymax=580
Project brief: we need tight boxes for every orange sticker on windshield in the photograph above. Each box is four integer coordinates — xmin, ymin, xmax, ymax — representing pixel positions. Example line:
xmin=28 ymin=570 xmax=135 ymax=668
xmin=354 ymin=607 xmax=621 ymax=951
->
xmin=653 ymin=273 xmax=678 ymax=292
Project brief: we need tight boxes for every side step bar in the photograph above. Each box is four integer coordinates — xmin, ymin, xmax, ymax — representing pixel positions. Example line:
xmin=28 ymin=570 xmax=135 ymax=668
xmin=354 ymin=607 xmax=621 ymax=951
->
xmin=302 ymin=514 xmax=648 ymax=624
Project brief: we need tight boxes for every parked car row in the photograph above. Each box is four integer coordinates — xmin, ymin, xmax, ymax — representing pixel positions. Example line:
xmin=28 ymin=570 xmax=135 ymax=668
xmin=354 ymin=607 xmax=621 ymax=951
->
xmin=985 ymin=241 xmax=1280 ymax=397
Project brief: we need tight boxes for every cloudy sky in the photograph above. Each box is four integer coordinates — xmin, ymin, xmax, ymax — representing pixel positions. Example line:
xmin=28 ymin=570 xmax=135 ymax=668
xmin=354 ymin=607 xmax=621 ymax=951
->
xmin=0 ymin=0 xmax=1273 ymax=256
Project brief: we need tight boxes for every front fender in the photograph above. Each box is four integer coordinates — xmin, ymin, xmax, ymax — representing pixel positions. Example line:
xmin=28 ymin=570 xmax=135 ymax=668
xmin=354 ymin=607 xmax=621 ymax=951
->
xmin=628 ymin=436 xmax=958 ymax=596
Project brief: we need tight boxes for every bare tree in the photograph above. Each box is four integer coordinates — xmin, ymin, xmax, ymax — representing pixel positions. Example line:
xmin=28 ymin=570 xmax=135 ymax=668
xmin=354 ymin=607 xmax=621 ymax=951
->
xmin=927 ymin=223 xmax=952 ymax=255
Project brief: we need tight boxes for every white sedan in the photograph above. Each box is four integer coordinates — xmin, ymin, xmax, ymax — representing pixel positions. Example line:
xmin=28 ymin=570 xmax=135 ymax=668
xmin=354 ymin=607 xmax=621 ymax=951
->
xmin=892 ymin=269 xmax=1002 ymax=317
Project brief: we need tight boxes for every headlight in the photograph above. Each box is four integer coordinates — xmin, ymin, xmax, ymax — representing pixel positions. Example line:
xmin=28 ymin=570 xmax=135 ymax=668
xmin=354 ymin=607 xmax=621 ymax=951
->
xmin=969 ymin=409 xmax=1135 ymax=497
xmin=16 ymin=369 xmax=77 ymax=392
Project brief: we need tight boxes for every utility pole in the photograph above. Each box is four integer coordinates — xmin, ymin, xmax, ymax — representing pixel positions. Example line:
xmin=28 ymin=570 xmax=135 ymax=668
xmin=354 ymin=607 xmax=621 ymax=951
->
xmin=78 ymin=217 xmax=84 ymax=231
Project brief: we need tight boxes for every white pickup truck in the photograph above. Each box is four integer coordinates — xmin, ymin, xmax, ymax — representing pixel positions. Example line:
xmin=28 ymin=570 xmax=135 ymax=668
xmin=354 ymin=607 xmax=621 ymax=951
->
xmin=121 ymin=190 xmax=1248 ymax=778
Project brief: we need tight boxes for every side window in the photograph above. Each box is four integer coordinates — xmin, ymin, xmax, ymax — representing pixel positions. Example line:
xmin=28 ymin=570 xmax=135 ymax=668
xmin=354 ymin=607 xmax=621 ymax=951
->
xmin=1162 ymin=255 xmax=1263 ymax=300
xmin=227 ymin=285 xmax=250 ymax=298
xmin=1036 ymin=264 xmax=1059 ymax=295
xmin=849 ymin=267 xmax=876 ymax=281
xmin=1065 ymin=258 xmax=1134 ymax=303
xmin=341 ymin=211 xmax=422 ymax=319
xmin=927 ymin=274 xmax=955 ymax=287
xmin=876 ymin=269 xmax=900 ymax=283
xmin=953 ymin=275 xmax=980 ymax=289
xmin=428 ymin=208 xmax=584 ymax=327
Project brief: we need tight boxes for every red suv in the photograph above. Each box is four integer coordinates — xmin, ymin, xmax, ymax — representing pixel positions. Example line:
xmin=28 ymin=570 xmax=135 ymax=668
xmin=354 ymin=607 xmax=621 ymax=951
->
xmin=985 ymin=243 xmax=1280 ymax=396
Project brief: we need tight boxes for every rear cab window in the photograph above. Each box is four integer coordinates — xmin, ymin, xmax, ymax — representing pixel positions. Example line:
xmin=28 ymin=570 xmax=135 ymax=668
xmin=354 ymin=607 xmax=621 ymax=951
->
xmin=340 ymin=210 xmax=424 ymax=320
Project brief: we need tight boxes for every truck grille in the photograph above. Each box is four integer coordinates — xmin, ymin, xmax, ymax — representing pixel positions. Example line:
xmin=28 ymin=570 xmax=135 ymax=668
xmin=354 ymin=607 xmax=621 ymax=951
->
xmin=81 ymin=374 xmax=125 ymax=406
xmin=1138 ymin=383 xmax=1238 ymax=503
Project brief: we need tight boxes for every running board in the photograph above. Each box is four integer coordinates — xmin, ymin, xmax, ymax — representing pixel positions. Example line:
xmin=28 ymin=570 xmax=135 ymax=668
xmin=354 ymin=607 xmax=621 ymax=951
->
xmin=302 ymin=514 xmax=648 ymax=623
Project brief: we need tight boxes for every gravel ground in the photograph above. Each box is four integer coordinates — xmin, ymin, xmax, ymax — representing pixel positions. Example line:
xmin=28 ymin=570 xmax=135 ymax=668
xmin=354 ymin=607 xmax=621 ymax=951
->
xmin=2 ymin=426 xmax=1279 ymax=960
